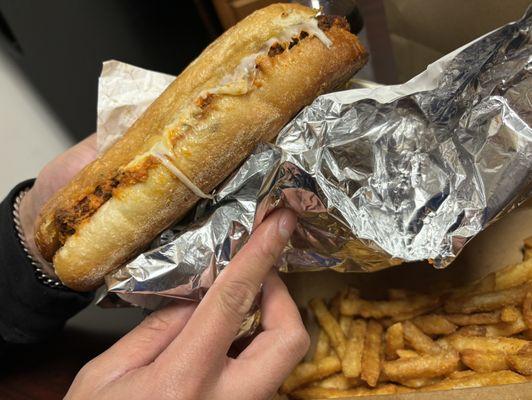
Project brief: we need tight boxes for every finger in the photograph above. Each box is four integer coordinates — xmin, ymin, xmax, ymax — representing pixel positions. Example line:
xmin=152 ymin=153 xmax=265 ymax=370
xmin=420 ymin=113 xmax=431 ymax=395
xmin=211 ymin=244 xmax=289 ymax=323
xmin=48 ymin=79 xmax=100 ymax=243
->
xmin=238 ymin=271 xmax=308 ymax=363
xmin=163 ymin=209 xmax=296 ymax=367
xmin=85 ymin=301 xmax=196 ymax=383
xmin=219 ymin=272 xmax=309 ymax=398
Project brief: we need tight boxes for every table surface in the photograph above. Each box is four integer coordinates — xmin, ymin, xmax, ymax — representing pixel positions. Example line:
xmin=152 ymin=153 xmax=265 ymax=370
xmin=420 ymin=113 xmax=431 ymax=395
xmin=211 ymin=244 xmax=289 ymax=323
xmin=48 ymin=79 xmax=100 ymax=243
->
xmin=0 ymin=328 xmax=119 ymax=400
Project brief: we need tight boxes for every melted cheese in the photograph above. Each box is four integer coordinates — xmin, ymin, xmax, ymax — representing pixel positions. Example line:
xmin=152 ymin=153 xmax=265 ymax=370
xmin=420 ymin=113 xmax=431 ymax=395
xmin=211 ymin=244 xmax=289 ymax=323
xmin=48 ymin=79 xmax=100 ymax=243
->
xmin=122 ymin=15 xmax=330 ymax=199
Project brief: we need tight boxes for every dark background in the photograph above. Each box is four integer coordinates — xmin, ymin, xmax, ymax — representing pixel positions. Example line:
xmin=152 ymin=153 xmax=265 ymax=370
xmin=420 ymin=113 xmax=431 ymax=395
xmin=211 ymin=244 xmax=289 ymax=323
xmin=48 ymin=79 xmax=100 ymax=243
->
xmin=0 ymin=0 xmax=220 ymax=141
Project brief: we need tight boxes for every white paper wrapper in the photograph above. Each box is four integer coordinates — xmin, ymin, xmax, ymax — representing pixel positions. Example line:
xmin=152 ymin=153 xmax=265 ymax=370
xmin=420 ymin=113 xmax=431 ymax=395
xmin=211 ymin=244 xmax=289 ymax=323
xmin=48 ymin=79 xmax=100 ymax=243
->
xmin=96 ymin=60 xmax=174 ymax=153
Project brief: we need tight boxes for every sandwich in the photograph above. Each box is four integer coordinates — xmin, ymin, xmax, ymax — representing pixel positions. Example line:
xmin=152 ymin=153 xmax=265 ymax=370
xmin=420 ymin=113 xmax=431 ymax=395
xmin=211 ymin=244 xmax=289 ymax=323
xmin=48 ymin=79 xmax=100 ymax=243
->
xmin=35 ymin=3 xmax=368 ymax=291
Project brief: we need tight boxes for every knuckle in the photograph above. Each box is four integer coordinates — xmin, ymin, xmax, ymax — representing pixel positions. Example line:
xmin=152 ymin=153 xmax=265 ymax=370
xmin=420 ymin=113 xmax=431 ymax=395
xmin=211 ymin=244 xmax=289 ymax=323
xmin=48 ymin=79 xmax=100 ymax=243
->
xmin=279 ymin=326 xmax=311 ymax=359
xmin=140 ymin=311 xmax=170 ymax=333
xmin=217 ymin=279 xmax=257 ymax=321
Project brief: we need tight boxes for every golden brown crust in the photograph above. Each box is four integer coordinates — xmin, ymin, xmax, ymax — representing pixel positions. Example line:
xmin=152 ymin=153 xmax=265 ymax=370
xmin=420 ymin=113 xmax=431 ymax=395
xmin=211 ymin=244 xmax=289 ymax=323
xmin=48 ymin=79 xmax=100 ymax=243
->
xmin=35 ymin=3 xmax=368 ymax=291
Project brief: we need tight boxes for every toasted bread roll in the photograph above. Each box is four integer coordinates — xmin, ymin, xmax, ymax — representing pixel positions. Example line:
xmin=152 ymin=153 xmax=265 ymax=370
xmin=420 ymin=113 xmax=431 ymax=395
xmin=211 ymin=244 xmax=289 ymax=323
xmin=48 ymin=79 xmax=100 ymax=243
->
xmin=35 ymin=3 xmax=367 ymax=291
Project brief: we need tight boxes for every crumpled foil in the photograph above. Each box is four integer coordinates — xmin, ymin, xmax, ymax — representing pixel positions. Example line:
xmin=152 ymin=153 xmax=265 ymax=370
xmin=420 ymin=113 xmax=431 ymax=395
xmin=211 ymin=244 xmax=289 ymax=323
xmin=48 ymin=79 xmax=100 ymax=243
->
xmin=98 ymin=9 xmax=532 ymax=310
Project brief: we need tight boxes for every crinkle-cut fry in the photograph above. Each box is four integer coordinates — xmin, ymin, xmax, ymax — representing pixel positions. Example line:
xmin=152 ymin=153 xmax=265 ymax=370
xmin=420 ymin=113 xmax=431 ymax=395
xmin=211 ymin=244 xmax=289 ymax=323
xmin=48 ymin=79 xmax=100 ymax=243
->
xmin=448 ymin=274 xmax=496 ymax=300
xmin=383 ymin=351 xmax=460 ymax=381
xmin=524 ymin=290 xmax=532 ymax=330
xmin=342 ymin=319 xmax=366 ymax=378
xmin=448 ymin=335 xmax=530 ymax=354
xmin=445 ymin=311 xmax=501 ymax=326
xmin=312 ymin=373 xmax=353 ymax=390
xmin=313 ymin=329 xmax=331 ymax=362
xmin=402 ymin=320 xmax=442 ymax=355
xmin=448 ymin=370 xmax=478 ymax=379
xmin=290 ymin=384 xmax=398 ymax=399
xmin=460 ymin=350 xmax=508 ymax=372
xmin=494 ymin=258 xmax=532 ymax=291
xmin=507 ymin=352 xmax=532 ymax=375
xmin=444 ymin=283 xmax=530 ymax=314
xmin=341 ymin=294 xmax=440 ymax=319
xmin=396 ymin=349 xmax=420 ymax=359
xmin=330 ymin=291 xmax=344 ymax=319
xmin=360 ymin=320 xmax=383 ymax=387
xmin=281 ymin=356 xmax=341 ymax=393
xmin=310 ymin=298 xmax=346 ymax=358
xmin=339 ymin=316 xmax=352 ymax=337
xmin=412 ymin=314 xmax=457 ymax=335
xmin=501 ymin=306 xmax=521 ymax=323
xmin=385 ymin=322 xmax=404 ymax=360
xmin=396 ymin=377 xmax=442 ymax=388
xmin=485 ymin=309 xmax=527 ymax=337
xmin=422 ymin=370 xmax=527 ymax=392
xmin=454 ymin=325 xmax=487 ymax=337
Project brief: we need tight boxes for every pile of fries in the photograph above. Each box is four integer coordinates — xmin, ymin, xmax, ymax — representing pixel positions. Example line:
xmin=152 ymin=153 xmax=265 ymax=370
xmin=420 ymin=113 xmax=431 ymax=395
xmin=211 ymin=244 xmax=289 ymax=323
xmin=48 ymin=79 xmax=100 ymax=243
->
xmin=280 ymin=238 xmax=532 ymax=399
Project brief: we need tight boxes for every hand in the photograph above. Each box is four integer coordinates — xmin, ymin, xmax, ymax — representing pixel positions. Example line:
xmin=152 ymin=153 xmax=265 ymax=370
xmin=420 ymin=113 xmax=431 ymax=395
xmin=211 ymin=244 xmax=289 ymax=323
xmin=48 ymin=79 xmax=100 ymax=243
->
xmin=18 ymin=134 xmax=97 ymax=272
xmin=65 ymin=209 xmax=309 ymax=400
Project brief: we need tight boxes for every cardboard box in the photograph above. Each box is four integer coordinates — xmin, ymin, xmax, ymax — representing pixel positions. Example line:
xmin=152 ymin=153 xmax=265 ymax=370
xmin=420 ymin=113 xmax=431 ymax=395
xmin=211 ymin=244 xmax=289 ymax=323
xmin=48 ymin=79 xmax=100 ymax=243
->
xmin=382 ymin=0 xmax=531 ymax=82
xmin=280 ymin=199 xmax=532 ymax=399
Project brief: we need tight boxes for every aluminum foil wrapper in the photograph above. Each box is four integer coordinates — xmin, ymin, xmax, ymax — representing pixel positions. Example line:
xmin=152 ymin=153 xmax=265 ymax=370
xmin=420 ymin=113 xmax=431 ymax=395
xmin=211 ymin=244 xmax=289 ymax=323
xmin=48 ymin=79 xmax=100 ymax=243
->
xmin=98 ymin=10 xmax=532 ymax=310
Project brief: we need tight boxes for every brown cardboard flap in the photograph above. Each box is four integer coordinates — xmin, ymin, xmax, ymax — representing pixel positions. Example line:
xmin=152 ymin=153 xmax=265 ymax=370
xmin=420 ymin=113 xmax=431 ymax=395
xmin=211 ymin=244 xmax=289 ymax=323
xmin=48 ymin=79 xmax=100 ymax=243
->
xmin=382 ymin=0 xmax=531 ymax=82
xmin=281 ymin=200 xmax=532 ymax=399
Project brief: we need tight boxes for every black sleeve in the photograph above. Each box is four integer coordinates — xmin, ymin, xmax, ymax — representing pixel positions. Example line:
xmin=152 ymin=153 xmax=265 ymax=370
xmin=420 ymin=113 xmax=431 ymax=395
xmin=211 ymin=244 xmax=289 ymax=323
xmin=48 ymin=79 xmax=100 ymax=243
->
xmin=0 ymin=180 xmax=93 ymax=348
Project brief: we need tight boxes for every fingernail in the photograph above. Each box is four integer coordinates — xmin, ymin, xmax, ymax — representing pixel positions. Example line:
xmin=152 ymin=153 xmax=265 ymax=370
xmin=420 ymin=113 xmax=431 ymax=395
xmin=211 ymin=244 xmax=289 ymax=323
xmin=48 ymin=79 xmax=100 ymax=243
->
xmin=278 ymin=210 xmax=296 ymax=240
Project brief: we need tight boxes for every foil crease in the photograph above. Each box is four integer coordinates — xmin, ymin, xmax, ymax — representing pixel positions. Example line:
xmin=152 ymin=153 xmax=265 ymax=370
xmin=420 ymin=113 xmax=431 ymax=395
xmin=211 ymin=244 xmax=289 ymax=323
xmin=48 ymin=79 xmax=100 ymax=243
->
xmin=100 ymin=10 xmax=532 ymax=308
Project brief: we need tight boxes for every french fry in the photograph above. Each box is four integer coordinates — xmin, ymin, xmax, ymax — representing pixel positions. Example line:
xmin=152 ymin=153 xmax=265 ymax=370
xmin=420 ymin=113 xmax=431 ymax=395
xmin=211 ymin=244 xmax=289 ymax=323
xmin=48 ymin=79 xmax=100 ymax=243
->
xmin=342 ymin=319 xmax=367 ymax=378
xmin=382 ymin=351 xmax=459 ymax=381
xmin=422 ymin=370 xmax=527 ymax=392
xmin=494 ymin=258 xmax=532 ymax=291
xmin=485 ymin=309 xmax=527 ymax=337
xmin=444 ymin=283 xmax=530 ymax=314
xmin=501 ymin=306 xmax=520 ymax=323
xmin=460 ymin=350 xmax=508 ymax=372
xmin=507 ymin=353 xmax=532 ymax=375
xmin=330 ymin=292 xmax=343 ymax=319
xmin=445 ymin=311 xmax=501 ymax=326
xmin=339 ymin=316 xmax=352 ymax=337
xmin=524 ymin=236 xmax=532 ymax=261
xmin=448 ymin=370 xmax=477 ymax=379
xmin=310 ymin=298 xmax=346 ymax=358
xmin=281 ymin=356 xmax=341 ymax=393
xmin=447 ymin=274 xmax=496 ymax=300
xmin=523 ymin=291 xmax=532 ymax=329
xmin=412 ymin=314 xmax=457 ymax=335
xmin=360 ymin=320 xmax=383 ymax=387
xmin=397 ymin=377 xmax=441 ymax=388
xmin=290 ymin=384 xmax=398 ymax=399
xmin=447 ymin=335 xmax=530 ymax=354
xmin=402 ymin=320 xmax=442 ymax=355
xmin=396 ymin=349 xmax=420 ymax=359
xmin=454 ymin=325 xmax=487 ymax=337
xmin=313 ymin=373 xmax=353 ymax=390
xmin=385 ymin=322 xmax=404 ymax=360
xmin=340 ymin=294 xmax=440 ymax=319
xmin=313 ymin=329 xmax=331 ymax=362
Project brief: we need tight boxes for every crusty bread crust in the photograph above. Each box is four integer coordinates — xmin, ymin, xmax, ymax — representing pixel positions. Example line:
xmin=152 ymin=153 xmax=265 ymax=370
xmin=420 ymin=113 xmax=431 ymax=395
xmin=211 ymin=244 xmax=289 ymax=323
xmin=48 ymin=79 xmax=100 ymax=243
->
xmin=35 ymin=3 xmax=367 ymax=291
